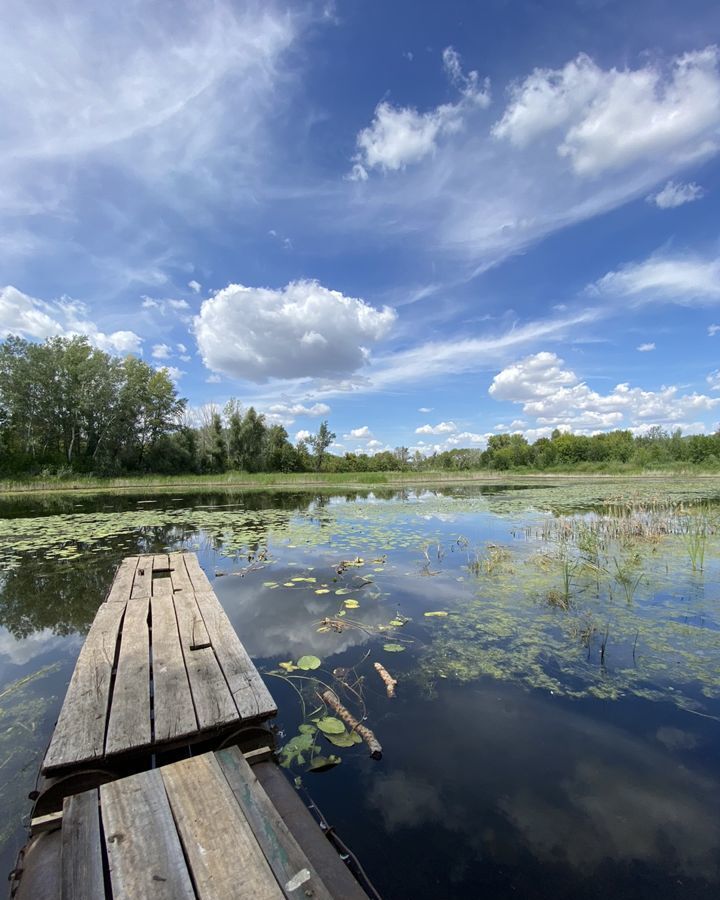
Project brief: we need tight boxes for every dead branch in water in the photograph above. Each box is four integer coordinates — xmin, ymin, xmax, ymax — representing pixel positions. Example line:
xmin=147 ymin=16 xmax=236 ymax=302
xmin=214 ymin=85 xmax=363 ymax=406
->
xmin=319 ymin=689 xmax=382 ymax=759
xmin=373 ymin=662 xmax=397 ymax=698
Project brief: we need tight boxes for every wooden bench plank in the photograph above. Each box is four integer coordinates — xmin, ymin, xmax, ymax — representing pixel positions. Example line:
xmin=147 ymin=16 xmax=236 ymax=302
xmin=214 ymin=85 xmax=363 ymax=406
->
xmin=44 ymin=601 xmax=126 ymax=771
xmin=104 ymin=596 xmax=151 ymax=756
xmin=106 ymin=557 xmax=138 ymax=603
xmin=173 ymin=590 xmax=237 ymax=731
xmin=151 ymin=579 xmax=197 ymax=742
xmin=161 ymin=753 xmax=284 ymax=900
xmin=61 ymin=789 xmax=105 ymax=900
xmin=131 ymin=555 xmax=153 ymax=600
xmin=216 ymin=748 xmax=333 ymax=900
xmin=101 ymin=770 xmax=195 ymax=900
xmin=195 ymin=591 xmax=276 ymax=720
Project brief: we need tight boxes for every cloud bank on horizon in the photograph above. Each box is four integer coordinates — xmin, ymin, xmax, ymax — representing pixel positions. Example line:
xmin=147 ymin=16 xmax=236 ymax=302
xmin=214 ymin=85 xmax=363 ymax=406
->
xmin=1 ymin=0 xmax=720 ymax=455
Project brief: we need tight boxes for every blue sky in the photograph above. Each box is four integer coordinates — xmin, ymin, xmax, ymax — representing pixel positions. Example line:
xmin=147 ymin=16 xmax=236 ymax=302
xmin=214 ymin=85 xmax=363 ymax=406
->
xmin=3 ymin=0 xmax=720 ymax=455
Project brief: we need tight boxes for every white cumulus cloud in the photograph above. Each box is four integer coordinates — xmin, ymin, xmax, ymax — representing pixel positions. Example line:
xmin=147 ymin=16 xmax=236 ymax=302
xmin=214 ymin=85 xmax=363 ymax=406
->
xmin=350 ymin=46 xmax=489 ymax=178
xmin=194 ymin=279 xmax=395 ymax=382
xmin=346 ymin=426 xmax=373 ymax=439
xmin=152 ymin=343 xmax=172 ymax=359
xmin=415 ymin=421 xmax=458 ymax=435
xmin=0 ymin=285 xmax=142 ymax=354
xmin=490 ymin=352 xmax=720 ymax=433
xmin=637 ymin=342 xmax=656 ymax=352
xmin=493 ymin=47 xmax=720 ymax=176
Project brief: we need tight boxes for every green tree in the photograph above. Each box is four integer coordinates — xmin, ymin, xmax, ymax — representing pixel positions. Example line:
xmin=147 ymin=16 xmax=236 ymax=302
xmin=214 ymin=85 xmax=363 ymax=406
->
xmin=307 ymin=421 xmax=336 ymax=471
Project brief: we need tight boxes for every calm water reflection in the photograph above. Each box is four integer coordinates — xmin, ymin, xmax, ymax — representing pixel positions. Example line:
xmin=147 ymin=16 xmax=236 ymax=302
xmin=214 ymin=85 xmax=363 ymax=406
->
xmin=0 ymin=485 xmax=718 ymax=896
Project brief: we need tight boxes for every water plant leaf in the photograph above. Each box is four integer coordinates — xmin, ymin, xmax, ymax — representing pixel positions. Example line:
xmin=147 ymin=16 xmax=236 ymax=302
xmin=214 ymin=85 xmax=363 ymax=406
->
xmin=316 ymin=716 xmax=345 ymax=734
xmin=315 ymin=588 xmax=330 ymax=594
xmin=263 ymin=581 xmax=279 ymax=588
xmin=297 ymin=655 xmax=321 ymax=670
xmin=279 ymin=661 xmax=299 ymax=672
xmin=424 ymin=611 xmax=448 ymax=617
xmin=324 ymin=730 xmax=362 ymax=747
xmin=307 ymin=755 xmax=341 ymax=772
xmin=389 ymin=618 xmax=406 ymax=627
xmin=383 ymin=643 xmax=405 ymax=652
xmin=298 ymin=723 xmax=317 ymax=734
xmin=343 ymin=599 xmax=360 ymax=609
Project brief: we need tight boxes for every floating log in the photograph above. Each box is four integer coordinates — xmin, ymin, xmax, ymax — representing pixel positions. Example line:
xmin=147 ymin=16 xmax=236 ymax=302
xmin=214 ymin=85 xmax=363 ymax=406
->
xmin=373 ymin=662 xmax=397 ymax=699
xmin=319 ymin=690 xmax=382 ymax=760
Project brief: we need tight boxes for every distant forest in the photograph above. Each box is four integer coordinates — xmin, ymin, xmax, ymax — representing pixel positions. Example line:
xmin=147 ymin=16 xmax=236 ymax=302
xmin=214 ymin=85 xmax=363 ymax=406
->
xmin=2 ymin=335 xmax=720 ymax=477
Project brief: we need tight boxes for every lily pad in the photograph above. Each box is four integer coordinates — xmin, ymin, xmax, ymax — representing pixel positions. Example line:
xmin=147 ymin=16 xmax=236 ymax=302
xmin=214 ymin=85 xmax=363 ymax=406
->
xmin=279 ymin=661 xmax=299 ymax=672
xmin=383 ymin=643 xmax=406 ymax=652
xmin=324 ymin=730 xmax=362 ymax=747
xmin=316 ymin=716 xmax=346 ymax=734
xmin=307 ymin=755 xmax=341 ymax=772
xmin=424 ymin=611 xmax=449 ymax=617
xmin=343 ymin=599 xmax=360 ymax=609
xmin=297 ymin=655 xmax=321 ymax=670
xmin=315 ymin=588 xmax=330 ymax=594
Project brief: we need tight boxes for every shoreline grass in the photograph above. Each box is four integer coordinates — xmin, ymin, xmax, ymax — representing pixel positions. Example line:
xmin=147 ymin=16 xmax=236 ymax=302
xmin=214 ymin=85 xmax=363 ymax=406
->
xmin=3 ymin=465 xmax=720 ymax=496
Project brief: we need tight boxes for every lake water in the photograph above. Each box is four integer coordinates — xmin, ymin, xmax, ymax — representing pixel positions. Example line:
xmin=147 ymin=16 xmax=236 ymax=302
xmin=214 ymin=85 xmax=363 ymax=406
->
xmin=1 ymin=481 xmax=719 ymax=897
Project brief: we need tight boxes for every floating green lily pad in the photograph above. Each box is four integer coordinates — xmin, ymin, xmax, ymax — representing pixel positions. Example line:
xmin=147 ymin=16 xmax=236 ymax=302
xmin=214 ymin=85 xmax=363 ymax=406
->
xmin=316 ymin=716 xmax=345 ymax=734
xmin=383 ymin=643 xmax=405 ymax=652
xmin=297 ymin=655 xmax=321 ymax=670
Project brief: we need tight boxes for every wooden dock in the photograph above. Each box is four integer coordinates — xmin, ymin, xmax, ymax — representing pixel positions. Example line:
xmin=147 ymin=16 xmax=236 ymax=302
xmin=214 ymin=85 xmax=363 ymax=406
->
xmin=11 ymin=553 xmax=372 ymax=900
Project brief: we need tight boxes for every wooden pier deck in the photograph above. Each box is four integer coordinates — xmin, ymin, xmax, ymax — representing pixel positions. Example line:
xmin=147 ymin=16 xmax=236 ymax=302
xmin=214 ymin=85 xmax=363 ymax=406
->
xmin=12 ymin=553 xmax=372 ymax=900
xmin=43 ymin=552 xmax=276 ymax=775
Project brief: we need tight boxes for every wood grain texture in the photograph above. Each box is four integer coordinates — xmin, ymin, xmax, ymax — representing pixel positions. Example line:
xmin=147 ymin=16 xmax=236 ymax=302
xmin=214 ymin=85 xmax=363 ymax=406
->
xmin=105 ymin=557 xmax=138 ymax=603
xmin=44 ymin=601 xmax=126 ymax=771
xmin=173 ymin=589 xmax=237 ymax=730
xmin=182 ymin=553 xmax=213 ymax=592
xmin=104 ymin=595 xmax=151 ymax=756
xmin=130 ymin=555 xmax=153 ymax=600
xmin=216 ymin=748 xmax=332 ymax=900
xmin=151 ymin=579 xmax=197 ymax=742
xmin=195 ymin=591 xmax=276 ymax=720
xmin=61 ymin=789 xmax=105 ymax=900
xmin=161 ymin=753 xmax=283 ymax=900
xmin=168 ymin=553 xmax=194 ymax=593
xmin=101 ymin=769 xmax=195 ymax=900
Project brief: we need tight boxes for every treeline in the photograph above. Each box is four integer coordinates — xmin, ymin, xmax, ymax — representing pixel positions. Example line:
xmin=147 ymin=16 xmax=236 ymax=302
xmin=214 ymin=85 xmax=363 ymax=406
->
xmin=2 ymin=335 xmax=720 ymax=477
xmin=422 ymin=429 xmax=720 ymax=471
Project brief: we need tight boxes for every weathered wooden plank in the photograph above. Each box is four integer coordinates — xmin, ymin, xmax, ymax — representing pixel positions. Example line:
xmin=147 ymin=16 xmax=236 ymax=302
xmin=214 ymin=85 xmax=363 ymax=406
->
xmin=168 ymin=552 xmax=194 ymax=593
xmin=106 ymin=556 xmax=139 ymax=603
xmin=194 ymin=591 xmax=276 ymax=720
xmin=44 ymin=601 xmax=126 ymax=772
xmin=151 ymin=579 xmax=197 ymax=742
xmin=130 ymin=555 xmax=153 ymax=600
xmin=182 ymin=553 xmax=213 ymax=592
xmin=173 ymin=590 xmax=237 ymax=730
xmin=152 ymin=553 xmax=170 ymax=572
xmin=31 ymin=810 xmax=63 ymax=835
xmin=161 ymin=753 xmax=284 ymax=900
xmin=101 ymin=769 xmax=195 ymax=900
xmin=104 ymin=595 xmax=151 ymax=756
xmin=216 ymin=748 xmax=332 ymax=900
xmin=61 ymin=789 xmax=105 ymax=900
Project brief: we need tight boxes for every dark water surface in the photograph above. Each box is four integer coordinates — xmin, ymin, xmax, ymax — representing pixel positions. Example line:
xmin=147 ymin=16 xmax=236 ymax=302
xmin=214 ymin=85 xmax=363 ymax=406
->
xmin=0 ymin=483 xmax=718 ymax=897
